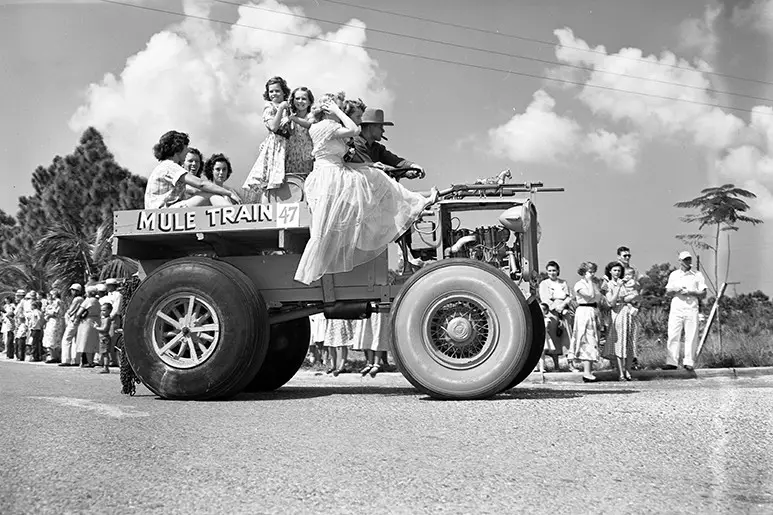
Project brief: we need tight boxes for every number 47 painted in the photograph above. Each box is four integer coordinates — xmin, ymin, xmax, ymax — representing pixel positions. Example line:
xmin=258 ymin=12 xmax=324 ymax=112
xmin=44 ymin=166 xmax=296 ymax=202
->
xmin=276 ymin=203 xmax=300 ymax=228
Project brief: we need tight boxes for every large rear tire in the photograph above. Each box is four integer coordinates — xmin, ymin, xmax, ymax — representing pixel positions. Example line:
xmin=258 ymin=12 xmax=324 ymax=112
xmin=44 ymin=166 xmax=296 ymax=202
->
xmin=123 ymin=258 xmax=269 ymax=400
xmin=390 ymin=259 xmax=533 ymax=400
xmin=244 ymin=318 xmax=311 ymax=392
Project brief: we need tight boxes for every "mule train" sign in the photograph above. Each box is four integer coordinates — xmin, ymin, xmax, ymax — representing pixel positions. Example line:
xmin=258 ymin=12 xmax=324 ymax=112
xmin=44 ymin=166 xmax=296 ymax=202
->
xmin=113 ymin=203 xmax=307 ymax=236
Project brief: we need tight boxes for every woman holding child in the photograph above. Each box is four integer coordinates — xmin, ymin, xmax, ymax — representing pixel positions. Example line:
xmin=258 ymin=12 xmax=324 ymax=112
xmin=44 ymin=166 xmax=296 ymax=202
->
xmin=603 ymin=262 xmax=640 ymax=381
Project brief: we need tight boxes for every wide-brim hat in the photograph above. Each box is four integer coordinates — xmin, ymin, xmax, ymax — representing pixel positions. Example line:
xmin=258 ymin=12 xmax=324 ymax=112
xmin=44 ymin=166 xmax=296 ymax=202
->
xmin=105 ymin=278 xmax=119 ymax=286
xmin=360 ymin=108 xmax=394 ymax=126
xmin=15 ymin=289 xmax=25 ymax=296
xmin=70 ymin=283 xmax=82 ymax=291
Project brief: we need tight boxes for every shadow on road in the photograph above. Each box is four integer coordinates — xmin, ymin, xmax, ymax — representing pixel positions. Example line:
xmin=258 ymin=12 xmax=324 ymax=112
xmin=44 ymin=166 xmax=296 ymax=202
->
xmin=506 ymin=387 xmax=639 ymax=400
xmin=232 ymin=386 xmax=421 ymax=401
xmin=221 ymin=385 xmax=640 ymax=402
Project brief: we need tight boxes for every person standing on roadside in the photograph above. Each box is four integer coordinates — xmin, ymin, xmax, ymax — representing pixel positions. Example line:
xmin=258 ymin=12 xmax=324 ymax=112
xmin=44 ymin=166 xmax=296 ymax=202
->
xmin=664 ymin=251 xmax=707 ymax=371
xmin=615 ymin=246 xmax=641 ymax=279
xmin=59 ymin=284 xmax=84 ymax=366
xmin=2 ymin=294 xmax=18 ymax=358
xmin=104 ymin=278 xmax=123 ymax=367
xmin=14 ymin=291 xmax=31 ymax=361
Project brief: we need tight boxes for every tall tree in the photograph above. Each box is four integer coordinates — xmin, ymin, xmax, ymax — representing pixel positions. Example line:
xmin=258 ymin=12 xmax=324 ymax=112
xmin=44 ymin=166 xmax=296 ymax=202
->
xmin=675 ymin=184 xmax=763 ymax=351
xmin=1 ymin=127 xmax=146 ymax=289
xmin=675 ymin=184 xmax=763 ymax=296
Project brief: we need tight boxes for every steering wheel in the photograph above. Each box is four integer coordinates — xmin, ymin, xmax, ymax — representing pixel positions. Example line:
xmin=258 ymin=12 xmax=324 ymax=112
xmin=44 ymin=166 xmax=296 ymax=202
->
xmin=388 ymin=166 xmax=425 ymax=180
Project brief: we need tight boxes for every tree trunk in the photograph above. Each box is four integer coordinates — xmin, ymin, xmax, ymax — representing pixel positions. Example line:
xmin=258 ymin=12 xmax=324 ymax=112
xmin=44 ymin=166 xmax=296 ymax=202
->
xmin=714 ymin=224 xmax=722 ymax=355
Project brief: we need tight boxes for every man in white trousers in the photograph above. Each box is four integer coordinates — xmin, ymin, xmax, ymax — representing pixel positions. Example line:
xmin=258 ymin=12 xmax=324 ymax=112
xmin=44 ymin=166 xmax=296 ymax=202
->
xmin=664 ymin=251 xmax=707 ymax=371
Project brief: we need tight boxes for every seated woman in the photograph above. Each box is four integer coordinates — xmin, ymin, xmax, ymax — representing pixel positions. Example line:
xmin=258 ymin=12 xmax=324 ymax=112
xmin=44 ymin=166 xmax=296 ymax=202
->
xmin=203 ymin=153 xmax=239 ymax=205
xmin=293 ymin=93 xmax=437 ymax=285
xmin=182 ymin=147 xmax=204 ymax=199
xmin=144 ymin=131 xmax=240 ymax=209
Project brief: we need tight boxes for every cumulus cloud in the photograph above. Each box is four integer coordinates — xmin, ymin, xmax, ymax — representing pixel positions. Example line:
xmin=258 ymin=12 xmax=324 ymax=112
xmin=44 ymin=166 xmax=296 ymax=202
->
xmin=487 ymin=90 xmax=581 ymax=165
xmin=487 ymin=90 xmax=640 ymax=174
xmin=678 ymin=5 xmax=721 ymax=62
xmin=726 ymin=0 xmax=773 ymax=32
xmin=70 ymin=0 xmax=392 ymax=177
xmin=485 ymin=24 xmax=773 ymax=215
xmin=585 ymin=130 xmax=639 ymax=173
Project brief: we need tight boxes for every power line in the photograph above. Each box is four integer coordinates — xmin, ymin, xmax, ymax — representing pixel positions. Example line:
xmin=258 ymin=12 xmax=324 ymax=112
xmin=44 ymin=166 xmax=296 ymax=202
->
xmin=313 ymin=0 xmax=773 ymax=88
xmin=96 ymin=0 xmax=773 ymax=117
xmin=216 ymin=0 xmax=773 ymax=105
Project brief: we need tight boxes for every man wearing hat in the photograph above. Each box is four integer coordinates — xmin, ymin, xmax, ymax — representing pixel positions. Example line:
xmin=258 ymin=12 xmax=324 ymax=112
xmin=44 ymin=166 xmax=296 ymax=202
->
xmin=346 ymin=107 xmax=426 ymax=180
xmin=59 ymin=283 xmax=84 ymax=366
xmin=664 ymin=251 xmax=707 ymax=371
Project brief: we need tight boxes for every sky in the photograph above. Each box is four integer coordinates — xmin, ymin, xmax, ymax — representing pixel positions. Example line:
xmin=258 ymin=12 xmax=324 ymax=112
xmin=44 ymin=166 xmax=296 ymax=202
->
xmin=1 ymin=0 xmax=771 ymax=295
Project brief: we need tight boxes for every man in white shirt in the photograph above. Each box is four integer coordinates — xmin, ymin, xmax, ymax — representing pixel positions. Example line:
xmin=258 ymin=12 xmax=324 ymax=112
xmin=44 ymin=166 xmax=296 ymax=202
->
xmin=664 ymin=251 xmax=707 ymax=371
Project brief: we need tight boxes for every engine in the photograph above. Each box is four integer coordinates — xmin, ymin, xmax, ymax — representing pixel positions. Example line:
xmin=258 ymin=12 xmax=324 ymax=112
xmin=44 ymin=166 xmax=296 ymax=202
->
xmin=445 ymin=225 xmax=523 ymax=280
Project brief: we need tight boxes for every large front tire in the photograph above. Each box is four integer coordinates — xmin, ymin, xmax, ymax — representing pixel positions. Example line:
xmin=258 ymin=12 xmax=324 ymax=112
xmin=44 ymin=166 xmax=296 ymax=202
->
xmin=390 ymin=259 xmax=533 ymax=400
xmin=244 ymin=318 xmax=311 ymax=392
xmin=123 ymin=258 xmax=269 ymax=400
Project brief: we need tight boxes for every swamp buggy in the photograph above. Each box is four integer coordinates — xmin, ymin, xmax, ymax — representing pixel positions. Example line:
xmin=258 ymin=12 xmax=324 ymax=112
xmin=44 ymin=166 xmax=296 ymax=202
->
xmin=113 ymin=170 xmax=562 ymax=400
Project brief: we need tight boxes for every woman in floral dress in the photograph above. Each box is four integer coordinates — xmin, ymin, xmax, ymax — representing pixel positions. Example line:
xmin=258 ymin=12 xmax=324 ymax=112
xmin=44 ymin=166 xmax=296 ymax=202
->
xmin=243 ymin=76 xmax=292 ymax=192
xmin=286 ymin=86 xmax=315 ymax=177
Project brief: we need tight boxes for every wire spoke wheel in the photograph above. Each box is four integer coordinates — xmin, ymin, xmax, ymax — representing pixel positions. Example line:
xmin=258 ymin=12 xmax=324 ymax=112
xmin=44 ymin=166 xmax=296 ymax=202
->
xmin=123 ymin=257 xmax=269 ymax=400
xmin=426 ymin=295 xmax=497 ymax=368
xmin=152 ymin=294 xmax=221 ymax=369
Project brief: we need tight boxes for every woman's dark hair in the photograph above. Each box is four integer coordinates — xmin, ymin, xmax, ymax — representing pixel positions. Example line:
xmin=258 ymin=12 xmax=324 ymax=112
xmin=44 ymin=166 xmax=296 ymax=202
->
xmin=604 ymin=261 xmax=624 ymax=280
xmin=577 ymin=261 xmax=597 ymax=276
xmin=186 ymin=148 xmax=204 ymax=177
xmin=204 ymin=153 xmax=233 ymax=182
xmin=545 ymin=260 xmax=560 ymax=274
xmin=263 ymin=76 xmax=291 ymax=102
xmin=289 ymin=87 xmax=315 ymax=114
xmin=153 ymin=130 xmax=190 ymax=161
xmin=50 ymin=290 xmax=61 ymax=300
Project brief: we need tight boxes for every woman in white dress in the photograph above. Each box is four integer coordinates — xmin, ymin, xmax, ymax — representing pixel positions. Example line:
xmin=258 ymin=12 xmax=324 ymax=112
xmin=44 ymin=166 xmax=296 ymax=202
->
xmin=74 ymin=286 xmax=100 ymax=367
xmin=568 ymin=261 xmax=603 ymax=382
xmin=42 ymin=290 xmax=65 ymax=363
xmin=293 ymin=93 xmax=437 ymax=285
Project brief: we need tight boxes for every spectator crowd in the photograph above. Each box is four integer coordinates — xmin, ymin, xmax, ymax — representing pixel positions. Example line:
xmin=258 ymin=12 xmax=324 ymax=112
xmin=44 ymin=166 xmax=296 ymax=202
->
xmin=2 ymin=276 xmax=124 ymax=374
xmin=536 ymin=245 xmax=707 ymax=381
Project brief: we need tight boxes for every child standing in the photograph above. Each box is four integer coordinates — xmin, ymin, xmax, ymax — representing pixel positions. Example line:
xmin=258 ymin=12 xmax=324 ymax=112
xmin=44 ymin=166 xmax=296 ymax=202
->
xmin=96 ymin=302 xmax=112 ymax=374
xmin=243 ymin=76 xmax=292 ymax=193
xmin=27 ymin=300 xmax=44 ymax=362
xmin=286 ymin=86 xmax=315 ymax=177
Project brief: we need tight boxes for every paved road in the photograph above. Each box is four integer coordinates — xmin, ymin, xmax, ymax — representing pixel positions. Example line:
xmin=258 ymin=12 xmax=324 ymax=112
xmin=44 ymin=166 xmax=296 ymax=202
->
xmin=1 ymin=360 xmax=772 ymax=514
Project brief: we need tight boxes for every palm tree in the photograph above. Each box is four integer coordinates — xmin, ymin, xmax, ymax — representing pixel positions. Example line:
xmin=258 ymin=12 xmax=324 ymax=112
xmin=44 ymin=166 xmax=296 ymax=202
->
xmin=675 ymin=184 xmax=764 ymax=351
xmin=0 ymin=254 xmax=49 ymax=294
xmin=35 ymin=219 xmax=137 ymax=289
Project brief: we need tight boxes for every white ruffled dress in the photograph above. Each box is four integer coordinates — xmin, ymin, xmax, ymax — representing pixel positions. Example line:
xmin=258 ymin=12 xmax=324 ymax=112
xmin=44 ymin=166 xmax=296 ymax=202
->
xmin=294 ymin=119 xmax=427 ymax=285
